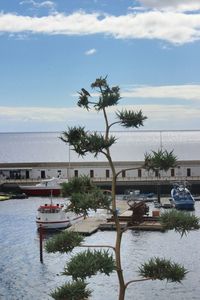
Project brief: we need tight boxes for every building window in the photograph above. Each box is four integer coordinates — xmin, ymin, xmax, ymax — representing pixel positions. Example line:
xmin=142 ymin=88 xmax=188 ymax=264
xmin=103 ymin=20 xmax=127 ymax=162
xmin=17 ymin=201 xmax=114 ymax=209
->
xmin=106 ymin=169 xmax=110 ymax=178
xmin=122 ymin=170 xmax=126 ymax=178
xmin=155 ymin=170 xmax=159 ymax=177
xmin=138 ymin=169 xmax=142 ymax=178
xmin=187 ymin=168 xmax=191 ymax=177
xmin=90 ymin=170 xmax=94 ymax=178
xmin=171 ymin=168 xmax=175 ymax=177
xmin=26 ymin=170 xmax=30 ymax=179
xmin=74 ymin=170 xmax=78 ymax=177
xmin=41 ymin=170 xmax=46 ymax=179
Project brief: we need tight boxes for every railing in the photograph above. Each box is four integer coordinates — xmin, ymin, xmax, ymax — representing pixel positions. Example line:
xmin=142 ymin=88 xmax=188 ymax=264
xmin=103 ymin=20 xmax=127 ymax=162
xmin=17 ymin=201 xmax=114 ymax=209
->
xmin=0 ymin=176 xmax=200 ymax=184
xmin=92 ymin=176 xmax=200 ymax=182
xmin=1 ymin=176 xmax=200 ymax=185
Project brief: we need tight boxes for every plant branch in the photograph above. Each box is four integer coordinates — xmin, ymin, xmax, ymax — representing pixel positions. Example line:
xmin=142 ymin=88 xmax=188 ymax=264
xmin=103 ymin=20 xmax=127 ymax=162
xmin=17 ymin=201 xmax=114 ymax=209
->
xmin=125 ymin=277 xmax=152 ymax=289
xmin=115 ymin=166 xmax=143 ymax=178
xmin=108 ymin=121 xmax=121 ymax=130
xmin=80 ymin=244 xmax=116 ymax=252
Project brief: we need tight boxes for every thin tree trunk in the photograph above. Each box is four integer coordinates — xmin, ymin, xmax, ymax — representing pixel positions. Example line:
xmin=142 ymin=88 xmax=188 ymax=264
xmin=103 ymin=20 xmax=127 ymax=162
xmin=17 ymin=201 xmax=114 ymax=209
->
xmin=103 ymin=105 xmax=126 ymax=300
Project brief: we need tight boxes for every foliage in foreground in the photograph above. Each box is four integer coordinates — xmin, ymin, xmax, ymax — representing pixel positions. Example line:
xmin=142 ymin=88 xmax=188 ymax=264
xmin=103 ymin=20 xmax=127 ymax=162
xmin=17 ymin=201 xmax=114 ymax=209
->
xmin=160 ymin=210 xmax=200 ymax=236
xmin=50 ymin=280 xmax=91 ymax=300
xmin=45 ymin=231 xmax=84 ymax=254
xmin=139 ymin=257 xmax=187 ymax=283
xmin=61 ymin=176 xmax=111 ymax=216
xmin=61 ymin=175 xmax=95 ymax=196
xmin=63 ymin=249 xmax=116 ymax=280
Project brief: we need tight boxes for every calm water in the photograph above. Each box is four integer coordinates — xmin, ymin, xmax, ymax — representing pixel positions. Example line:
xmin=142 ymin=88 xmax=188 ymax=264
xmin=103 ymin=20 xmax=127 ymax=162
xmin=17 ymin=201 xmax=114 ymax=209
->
xmin=0 ymin=197 xmax=200 ymax=300
xmin=0 ymin=130 xmax=200 ymax=163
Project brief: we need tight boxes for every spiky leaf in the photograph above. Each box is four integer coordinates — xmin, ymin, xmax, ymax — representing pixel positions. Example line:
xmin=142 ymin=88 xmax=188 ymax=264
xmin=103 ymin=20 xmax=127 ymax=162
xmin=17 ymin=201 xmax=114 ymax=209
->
xmin=61 ymin=128 xmax=116 ymax=157
xmin=45 ymin=231 xmax=84 ymax=254
xmin=77 ymin=91 xmax=90 ymax=110
xmin=50 ymin=280 xmax=91 ymax=300
xmin=139 ymin=257 xmax=187 ymax=282
xmin=90 ymin=76 xmax=121 ymax=110
xmin=63 ymin=250 xmax=116 ymax=280
xmin=144 ymin=149 xmax=177 ymax=172
xmin=160 ymin=210 xmax=200 ymax=236
xmin=61 ymin=176 xmax=95 ymax=196
xmin=61 ymin=176 xmax=111 ymax=215
xmin=116 ymin=109 xmax=147 ymax=128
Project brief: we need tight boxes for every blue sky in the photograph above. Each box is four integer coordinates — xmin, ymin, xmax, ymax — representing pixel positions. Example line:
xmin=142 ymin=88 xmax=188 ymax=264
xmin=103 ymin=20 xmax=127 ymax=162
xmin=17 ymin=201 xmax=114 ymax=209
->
xmin=0 ymin=0 xmax=200 ymax=132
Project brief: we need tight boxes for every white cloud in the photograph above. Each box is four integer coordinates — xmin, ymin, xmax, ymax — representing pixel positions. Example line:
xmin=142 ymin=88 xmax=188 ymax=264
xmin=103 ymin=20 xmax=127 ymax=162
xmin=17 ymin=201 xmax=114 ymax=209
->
xmin=85 ymin=48 xmax=97 ymax=55
xmin=0 ymin=106 xmax=92 ymax=122
xmin=137 ymin=0 xmax=200 ymax=12
xmin=0 ymin=11 xmax=200 ymax=44
xmin=0 ymin=103 xmax=200 ymax=131
xmin=20 ymin=0 xmax=56 ymax=9
xmin=121 ymin=84 xmax=200 ymax=100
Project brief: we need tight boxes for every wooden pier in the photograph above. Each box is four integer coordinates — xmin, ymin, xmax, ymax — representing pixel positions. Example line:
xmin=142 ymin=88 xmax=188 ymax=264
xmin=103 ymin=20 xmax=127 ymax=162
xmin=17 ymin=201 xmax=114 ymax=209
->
xmin=160 ymin=197 xmax=173 ymax=208
xmin=66 ymin=199 xmax=166 ymax=235
xmin=67 ymin=217 xmax=105 ymax=236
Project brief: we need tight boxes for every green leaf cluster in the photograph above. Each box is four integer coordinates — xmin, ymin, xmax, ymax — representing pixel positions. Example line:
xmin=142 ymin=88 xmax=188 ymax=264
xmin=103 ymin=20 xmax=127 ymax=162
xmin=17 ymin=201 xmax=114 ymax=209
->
xmin=160 ymin=210 xmax=200 ymax=236
xmin=77 ymin=91 xmax=90 ymax=111
xmin=91 ymin=76 xmax=121 ymax=110
xmin=144 ymin=149 xmax=177 ymax=172
xmin=69 ymin=190 xmax=111 ymax=216
xmin=61 ymin=176 xmax=95 ymax=196
xmin=77 ymin=76 xmax=121 ymax=111
xmin=139 ymin=257 xmax=187 ymax=282
xmin=116 ymin=109 xmax=147 ymax=128
xmin=45 ymin=231 xmax=84 ymax=254
xmin=62 ymin=176 xmax=111 ymax=215
xmin=61 ymin=128 xmax=116 ymax=157
xmin=50 ymin=280 xmax=91 ymax=300
xmin=63 ymin=249 xmax=116 ymax=280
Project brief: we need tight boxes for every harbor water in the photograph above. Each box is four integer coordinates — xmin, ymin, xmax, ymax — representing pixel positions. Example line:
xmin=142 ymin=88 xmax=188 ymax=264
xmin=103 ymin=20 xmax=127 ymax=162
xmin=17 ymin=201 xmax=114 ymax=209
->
xmin=0 ymin=197 xmax=200 ymax=300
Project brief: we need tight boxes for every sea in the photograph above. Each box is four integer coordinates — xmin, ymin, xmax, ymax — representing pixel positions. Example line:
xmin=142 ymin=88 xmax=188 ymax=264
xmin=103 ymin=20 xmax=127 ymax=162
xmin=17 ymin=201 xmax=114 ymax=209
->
xmin=0 ymin=197 xmax=200 ymax=300
xmin=0 ymin=130 xmax=200 ymax=163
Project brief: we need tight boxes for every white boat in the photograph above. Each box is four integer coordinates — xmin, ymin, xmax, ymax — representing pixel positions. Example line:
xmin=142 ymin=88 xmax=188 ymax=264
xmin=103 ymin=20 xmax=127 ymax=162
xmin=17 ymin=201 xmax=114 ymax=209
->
xmin=20 ymin=177 xmax=67 ymax=196
xmin=36 ymin=201 xmax=83 ymax=230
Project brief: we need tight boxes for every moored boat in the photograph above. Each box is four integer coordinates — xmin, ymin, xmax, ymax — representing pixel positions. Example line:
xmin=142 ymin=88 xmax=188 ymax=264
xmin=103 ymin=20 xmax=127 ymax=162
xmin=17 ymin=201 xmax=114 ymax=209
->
xmin=0 ymin=194 xmax=11 ymax=201
xmin=36 ymin=202 xmax=84 ymax=230
xmin=20 ymin=177 xmax=67 ymax=196
xmin=171 ymin=183 xmax=195 ymax=210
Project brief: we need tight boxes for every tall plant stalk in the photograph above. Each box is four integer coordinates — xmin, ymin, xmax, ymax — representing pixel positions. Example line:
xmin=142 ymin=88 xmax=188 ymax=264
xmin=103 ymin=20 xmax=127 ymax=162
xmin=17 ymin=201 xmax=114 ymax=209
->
xmin=47 ymin=76 xmax=200 ymax=300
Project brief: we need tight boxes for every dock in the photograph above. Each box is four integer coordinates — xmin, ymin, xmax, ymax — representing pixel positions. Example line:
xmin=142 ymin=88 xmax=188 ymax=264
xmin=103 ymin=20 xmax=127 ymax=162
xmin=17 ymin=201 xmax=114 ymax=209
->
xmin=67 ymin=200 xmax=129 ymax=235
xmin=67 ymin=217 xmax=108 ymax=236
xmin=160 ymin=197 xmax=173 ymax=208
xmin=66 ymin=199 xmax=166 ymax=235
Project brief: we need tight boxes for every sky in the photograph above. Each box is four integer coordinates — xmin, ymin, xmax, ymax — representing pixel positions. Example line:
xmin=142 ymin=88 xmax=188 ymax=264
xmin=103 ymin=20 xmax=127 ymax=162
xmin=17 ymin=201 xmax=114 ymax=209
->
xmin=0 ymin=0 xmax=200 ymax=132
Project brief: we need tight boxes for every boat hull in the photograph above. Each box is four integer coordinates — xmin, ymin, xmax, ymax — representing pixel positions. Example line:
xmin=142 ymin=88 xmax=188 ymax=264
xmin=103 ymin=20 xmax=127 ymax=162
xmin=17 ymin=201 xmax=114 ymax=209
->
xmin=21 ymin=187 xmax=61 ymax=196
xmin=36 ymin=203 xmax=84 ymax=230
xmin=36 ymin=219 xmax=70 ymax=229
xmin=171 ymin=186 xmax=195 ymax=211
xmin=171 ymin=200 xmax=195 ymax=210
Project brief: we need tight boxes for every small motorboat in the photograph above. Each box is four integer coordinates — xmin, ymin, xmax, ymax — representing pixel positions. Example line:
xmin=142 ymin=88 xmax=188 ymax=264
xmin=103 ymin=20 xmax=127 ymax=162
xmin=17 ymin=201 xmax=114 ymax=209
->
xmin=171 ymin=183 xmax=195 ymax=210
xmin=123 ymin=189 xmax=155 ymax=202
xmin=20 ymin=177 xmax=67 ymax=196
xmin=36 ymin=200 xmax=84 ymax=230
xmin=0 ymin=194 xmax=11 ymax=201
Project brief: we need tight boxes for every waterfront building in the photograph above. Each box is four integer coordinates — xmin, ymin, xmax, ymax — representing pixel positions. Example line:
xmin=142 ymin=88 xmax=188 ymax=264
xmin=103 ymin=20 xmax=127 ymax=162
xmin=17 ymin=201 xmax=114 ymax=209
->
xmin=0 ymin=131 xmax=200 ymax=193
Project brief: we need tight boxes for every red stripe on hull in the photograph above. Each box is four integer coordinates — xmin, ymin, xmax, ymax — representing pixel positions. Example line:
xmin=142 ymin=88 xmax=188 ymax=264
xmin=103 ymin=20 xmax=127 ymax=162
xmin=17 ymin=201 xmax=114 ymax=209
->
xmin=21 ymin=189 xmax=61 ymax=196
